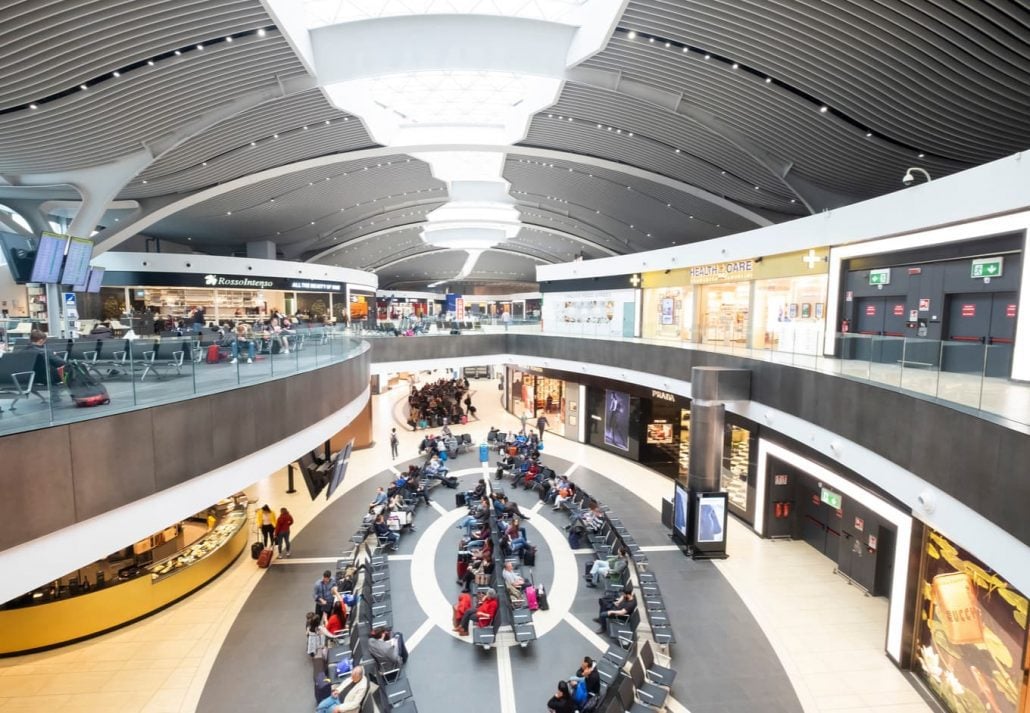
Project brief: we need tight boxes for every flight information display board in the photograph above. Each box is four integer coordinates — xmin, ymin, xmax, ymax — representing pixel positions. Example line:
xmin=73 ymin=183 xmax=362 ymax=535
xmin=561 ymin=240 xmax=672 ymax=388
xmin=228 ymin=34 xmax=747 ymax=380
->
xmin=29 ymin=232 xmax=69 ymax=284
xmin=60 ymin=236 xmax=92 ymax=287
xmin=85 ymin=266 xmax=105 ymax=293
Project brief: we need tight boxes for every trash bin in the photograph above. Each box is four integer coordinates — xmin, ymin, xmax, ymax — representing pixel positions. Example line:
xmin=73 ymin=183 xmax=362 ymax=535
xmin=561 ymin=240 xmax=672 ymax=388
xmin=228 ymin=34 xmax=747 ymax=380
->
xmin=479 ymin=443 xmax=489 ymax=463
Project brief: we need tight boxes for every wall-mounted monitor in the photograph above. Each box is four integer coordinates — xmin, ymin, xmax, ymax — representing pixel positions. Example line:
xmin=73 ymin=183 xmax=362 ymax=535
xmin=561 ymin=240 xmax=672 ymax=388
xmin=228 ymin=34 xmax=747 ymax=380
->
xmin=30 ymin=232 xmax=69 ymax=284
xmin=0 ymin=232 xmax=38 ymax=284
xmin=60 ymin=236 xmax=92 ymax=287
xmin=326 ymin=440 xmax=354 ymax=500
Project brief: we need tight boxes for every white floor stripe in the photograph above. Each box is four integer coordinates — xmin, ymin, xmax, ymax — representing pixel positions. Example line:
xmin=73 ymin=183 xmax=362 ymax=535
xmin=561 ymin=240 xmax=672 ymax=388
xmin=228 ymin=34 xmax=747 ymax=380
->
xmin=529 ymin=500 xmax=544 ymax=515
xmin=563 ymin=462 xmax=579 ymax=477
xmin=638 ymin=545 xmax=683 ymax=553
xmin=571 ymin=548 xmax=595 ymax=556
xmin=518 ymin=502 xmax=580 ymax=637
xmin=404 ymin=617 xmax=435 ymax=654
xmin=387 ymin=554 xmax=414 ymax=561
xmin=429 ymin=500 xmax=449 ymax=516
xmin=562 ymin=612 xmax=608 ymax=652
xmin=496 ymin=642 xmax=517 ymax=713
xmin=270 ymin=557 xmax=340 ymax=565
xmin=388 ymin=466 xmax=401 ymax=475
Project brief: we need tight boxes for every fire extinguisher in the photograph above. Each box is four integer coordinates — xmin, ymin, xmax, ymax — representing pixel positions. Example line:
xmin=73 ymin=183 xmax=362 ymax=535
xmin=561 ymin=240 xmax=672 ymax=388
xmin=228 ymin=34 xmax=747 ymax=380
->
xmin=841 ymin=319 xmax=850 ymax=333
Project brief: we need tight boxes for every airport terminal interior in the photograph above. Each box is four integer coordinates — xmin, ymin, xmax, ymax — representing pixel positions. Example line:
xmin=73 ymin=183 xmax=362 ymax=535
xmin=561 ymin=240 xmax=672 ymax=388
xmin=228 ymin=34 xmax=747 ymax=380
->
xmin=0 ymin=2 xmax=1029 ymax=713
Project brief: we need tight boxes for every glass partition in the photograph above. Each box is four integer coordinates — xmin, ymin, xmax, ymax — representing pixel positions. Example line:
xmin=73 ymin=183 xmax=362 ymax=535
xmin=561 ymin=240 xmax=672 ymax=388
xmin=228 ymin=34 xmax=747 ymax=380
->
xmin=0 ymin=326 xmax=364 ymax=437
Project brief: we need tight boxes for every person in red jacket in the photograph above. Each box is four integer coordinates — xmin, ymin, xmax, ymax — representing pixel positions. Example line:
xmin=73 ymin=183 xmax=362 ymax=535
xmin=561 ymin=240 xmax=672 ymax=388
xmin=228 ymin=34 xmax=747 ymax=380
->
xmin=274 ymin=507 xmax=294 ymax=558
xmin=455 ymin=589 xmax=498 ymax=636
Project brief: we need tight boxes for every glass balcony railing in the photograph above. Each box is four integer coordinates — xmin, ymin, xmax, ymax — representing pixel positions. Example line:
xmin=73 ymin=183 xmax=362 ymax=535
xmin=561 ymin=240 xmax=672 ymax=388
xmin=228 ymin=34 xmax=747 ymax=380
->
xmin=363 ymin=320 xmax=1028 ymax=427
xmin=0 ymin=326 xmax=366 ymax=437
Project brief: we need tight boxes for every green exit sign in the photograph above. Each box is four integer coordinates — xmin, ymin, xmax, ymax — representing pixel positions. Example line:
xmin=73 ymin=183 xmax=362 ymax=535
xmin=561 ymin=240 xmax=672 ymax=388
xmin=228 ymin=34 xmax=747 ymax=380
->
xmin=868 ymin=268 xmax=891 ymax=285
xmin=971 ymin=257 xmax=1003 ymax=279
xmin=820 ymin=487 xmax=842 ymax=509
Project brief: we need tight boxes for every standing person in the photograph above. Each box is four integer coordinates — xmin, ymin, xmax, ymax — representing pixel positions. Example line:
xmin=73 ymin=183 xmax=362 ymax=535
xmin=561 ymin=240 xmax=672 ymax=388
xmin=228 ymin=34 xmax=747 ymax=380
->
xmin=520 ymin=410 xmax=529 ymax=435
xmin=501 ymin=309 xmax=512 ymax=331
xmin=274 ymin=507 xmax=293 ymax=558
xmin=464 ymin=394 xmax=472 ymax=416
xmin=191 ymin=306 xmax=205 ymax=333
xmin=256 ymin=504 xmax=276 ymax=548
xmin=390 ymin=428 xmax=399 ymax=459
xmin=536 ymin=413 xmax=549 ymax=440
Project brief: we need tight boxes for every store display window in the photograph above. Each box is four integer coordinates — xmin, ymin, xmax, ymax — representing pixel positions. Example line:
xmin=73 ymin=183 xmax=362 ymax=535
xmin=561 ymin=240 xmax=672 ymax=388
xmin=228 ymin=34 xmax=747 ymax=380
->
xmin=699 ymin=282 xmax=750 ymax=345
xmin=643 ymin=287 xmax=693 ymax=341
xmin=720 ymin=424 xmax=751 ymax=511
xmin=751 ymin=275 xmax=828 ymax=353
xmin=914 ymin=529 xmax=1028 ymax=713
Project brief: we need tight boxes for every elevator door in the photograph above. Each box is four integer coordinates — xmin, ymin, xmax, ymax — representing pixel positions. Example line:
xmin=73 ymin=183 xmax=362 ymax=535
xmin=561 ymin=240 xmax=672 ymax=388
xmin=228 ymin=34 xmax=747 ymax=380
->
xmin=986 ymin=293 xmax=1017 ymax=377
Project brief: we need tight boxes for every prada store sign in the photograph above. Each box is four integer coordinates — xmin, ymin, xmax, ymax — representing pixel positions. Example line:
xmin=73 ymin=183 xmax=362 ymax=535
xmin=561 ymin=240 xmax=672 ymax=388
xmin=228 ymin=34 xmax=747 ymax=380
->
xmin=103 ymin=271 xmax=344 ymax=292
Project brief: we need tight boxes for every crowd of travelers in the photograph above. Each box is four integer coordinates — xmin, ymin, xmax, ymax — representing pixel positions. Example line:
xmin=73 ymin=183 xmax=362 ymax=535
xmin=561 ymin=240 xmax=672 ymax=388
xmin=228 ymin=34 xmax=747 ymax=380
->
xmin=406 ymin=376 xmax=476 ymax=429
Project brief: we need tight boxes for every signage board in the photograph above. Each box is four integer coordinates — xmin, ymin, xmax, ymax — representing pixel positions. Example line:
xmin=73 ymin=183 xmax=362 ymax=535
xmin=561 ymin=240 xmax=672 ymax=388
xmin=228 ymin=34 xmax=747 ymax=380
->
xmin=868 ymin=268 xmax=891 ymax=285
xmin=865 ymin=304 xmax=876 ymax=316
xmin=854 ymin=516 xmax=864 ymax=532
xmin=919 ymin=298 xmax=930 ymax=311
xmin=961 ymin=304 xmax=976 ymax=317
xmin=651 ymin=389 xmax=676 ymax=402
xmin=687 ymin=259 xmax=754 ymax=284
xmin=970 ymin=257 xmax=1003 ymax=279
xmin=30 ymin=232 xmax=69 ymax=284
xmin=63 ymin=292 xmax=78 ymax=322
xmin=1006 ymin=304 xmax=1017 ymax=318
xmin=102 ymin=271 xmax=345 ymax=292
xmin=774 ymin=474 xmax=788 ymax=486
xmin=892 ymin=304 xmax=904 ymax=316
xmin=820 ymin=487 xmax=842 ymax=509
xmin=60 ymin=236 xmax=93 ymax=287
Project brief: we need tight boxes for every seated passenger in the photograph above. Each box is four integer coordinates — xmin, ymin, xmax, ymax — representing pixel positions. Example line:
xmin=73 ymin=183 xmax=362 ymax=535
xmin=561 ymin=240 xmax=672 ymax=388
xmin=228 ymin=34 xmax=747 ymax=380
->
xmin=325 ymin=600 xmax=348 ymax=635
xmin=454 ymin=588 xmax=498 ymax=636
xmin=506 ymin=519 xmax=528 ymax=555
xmin=228 ymin=323 xmax=255 ymax=364
xmin=367 ymin=628 xmax=406 ymax=670
xmin=373 ymin=514 xmax=399 ymax=551
xmin=501 ymin=561 xmax=525 ymax=597
xmin=316 ymin=666 xmax=368 ymax=713
xmin=594 ymin=589 xmax=636 ymax=634
xmin=573 ymin=656 xmax=601 ymax=698
xmin=368 ymin=487 xmax=388 ymax=514
xmin=587 ymin=547 xmax=629 ymax=588
xmin=547 ymin=680 xmax=575 ymax=713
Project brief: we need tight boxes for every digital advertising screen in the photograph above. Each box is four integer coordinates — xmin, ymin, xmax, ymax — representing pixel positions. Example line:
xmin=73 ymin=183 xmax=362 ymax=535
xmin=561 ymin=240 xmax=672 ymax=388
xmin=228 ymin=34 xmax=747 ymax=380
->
xmin=60 ymin=236 xmax=92 ymax=287
xmin=646 ymin=421 xmax=674 ymax=444
xmin=603 ymin=389 xmax=630 ymax=451
xmin=326 ymin=439 xmax=355 ymax=500
xmin=696 ymin=493 xmax=726 ymax=544
xmin=30 ymin=232 xmax=69 ymax=284
xmin=673 ymin=484 xmax=688 ymax=538
xmin=0 ymin=231 xmax=38 ymax=284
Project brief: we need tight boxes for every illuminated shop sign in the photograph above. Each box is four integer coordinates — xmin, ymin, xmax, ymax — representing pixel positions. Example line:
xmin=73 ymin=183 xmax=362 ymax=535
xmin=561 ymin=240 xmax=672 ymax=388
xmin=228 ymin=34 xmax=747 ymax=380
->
xmin=205 ymin=274 xmax=275 ymax=288
xmin=103 ymin=271 xmax=345 ymax=292
xmin=688 ymin=259 xmax=755 ymax=284
xmin=651 ymin=389 xmax=676 ymax=402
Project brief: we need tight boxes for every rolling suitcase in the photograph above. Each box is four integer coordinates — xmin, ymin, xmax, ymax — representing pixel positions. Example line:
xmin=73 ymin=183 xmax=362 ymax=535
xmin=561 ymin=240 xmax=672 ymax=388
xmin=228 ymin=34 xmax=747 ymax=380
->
xmin=251 ymin=541 xmax=264 ymax=560
xmin=257 ymin=548 xmax=274 ymax=568
xmin=525 ymin=585 xmax=539 ymax=611
xmin=455 ymin=492 xmax=466 ymax=508
xmin=522 ymin=545 xmax=537 ymax=567
xmin=206 ymin=344 xmax=221 ymax=364
xmin=536 ymin=583 xmax=549 ymax=611
xmin=65 ymin=361 xmax=110 ymax=407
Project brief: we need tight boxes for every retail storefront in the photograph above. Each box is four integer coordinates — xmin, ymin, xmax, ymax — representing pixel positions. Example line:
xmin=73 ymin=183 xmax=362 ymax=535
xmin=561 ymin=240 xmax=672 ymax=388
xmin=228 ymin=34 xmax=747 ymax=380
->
xmin=641 ymin=249 xmax=829 ymax=353
xmin=507 ymin=366 xmax=575 ymax=439
xmin=912 ymin=529 xmax=1029 ymax=713
xmin=83 ymin=252 xmax=376 ymax=334
xmin=0 ymin=495 xmax=248 ymax=655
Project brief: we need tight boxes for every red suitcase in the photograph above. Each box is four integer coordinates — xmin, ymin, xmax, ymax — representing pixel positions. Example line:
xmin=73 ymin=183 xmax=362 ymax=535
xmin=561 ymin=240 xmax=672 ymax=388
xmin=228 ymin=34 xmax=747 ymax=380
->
xmin=257 ymin=548 xmax=274 ymax=568
xmin=206 ymin=344 xmax=221 ymax=364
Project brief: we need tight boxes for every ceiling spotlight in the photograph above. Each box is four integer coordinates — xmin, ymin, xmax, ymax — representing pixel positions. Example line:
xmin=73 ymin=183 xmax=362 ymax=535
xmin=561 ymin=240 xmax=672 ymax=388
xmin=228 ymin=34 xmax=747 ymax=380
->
xmin=196 ymin=44 xmax=204 ymax=50
xmin=902 ymin=167 xmax=931 ymax=185
xmin=273 ymin=133 xmax=279 ymax=138
xmin=866 ymin=131 xmax=872 ymax=137
xmin=627 ymin=132 xmax=633 ymax=137
xmin=597 ymin=123 xmax=602 ymax=128
xmin=681 ymin=47 xmax=688 ymax=53
xmin=80 ymin=84 xmax=88 ymax=90
xmin=665 ymin=42 xmax=671 ymax=48
xmin=112 ymin=71 xmax=121 ymax=77
xmin=704 ymin=54 xmax=711 ymax=60
xmin=820 ymin=105 xmax=828 ymax=113
xmin=142 ymin=179 xmax=148 ymax=184
xmin=29 ymin=103 xmax=37 ymax=109
xmin=765 ymin=77 xmax=771 ymax=83
xmin=325 ymin=119 xmax=330 ymax=125
xmin=174 ymin=50 xmax=182 ymax=56
xmin=648 ymin=37 xmax=654 ymax=43
xmin=250 ymin=141 xmax=256 ymax=146
xmin=628 ymin=31 xmax=636 ymax=39
xmin=257 ymin=28 xmax=267 ymax=37
xmin=790 ymin=198 xmax=797 ymax=203
xmin=674 ymin=148 xmax=681 ymax=153
xmin=226 ymin=211 xmax=232 ymax=215
xmin=303 ymin=125 xmax=308 ymax=130
xmin=732 ymin=63 xmax=739 ymax=69
xmin=918 ymin=152 xmax=925 ymax=158
xmin=225 ymin=36 xmax=233 ymax=42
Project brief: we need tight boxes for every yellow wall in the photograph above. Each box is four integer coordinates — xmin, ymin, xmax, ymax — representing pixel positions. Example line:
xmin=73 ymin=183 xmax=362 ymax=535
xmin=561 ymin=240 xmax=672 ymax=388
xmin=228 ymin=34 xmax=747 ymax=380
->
xmin=0 ymin=523 xmax=248 ymax=655
xmin=642 ymin=248 xmax=829 ymax=288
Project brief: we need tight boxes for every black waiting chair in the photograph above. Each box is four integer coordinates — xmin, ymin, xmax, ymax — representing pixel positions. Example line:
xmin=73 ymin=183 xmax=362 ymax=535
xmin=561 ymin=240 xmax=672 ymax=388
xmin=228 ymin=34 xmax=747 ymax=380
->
xmin=638 ymin=639 xmax=677 ymax=689
xmin=627 ymin=657 xmax=668 ymax=710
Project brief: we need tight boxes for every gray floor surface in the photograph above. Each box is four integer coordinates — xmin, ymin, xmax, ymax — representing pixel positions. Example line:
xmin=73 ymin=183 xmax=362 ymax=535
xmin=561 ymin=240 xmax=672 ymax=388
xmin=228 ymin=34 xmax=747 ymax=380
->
xmin=197 ymin=447 xmax=803 ymax=713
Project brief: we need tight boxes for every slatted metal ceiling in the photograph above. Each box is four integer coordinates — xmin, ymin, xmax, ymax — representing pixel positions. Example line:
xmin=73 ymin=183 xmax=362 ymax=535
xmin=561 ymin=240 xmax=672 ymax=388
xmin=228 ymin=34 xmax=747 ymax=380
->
xmin=374 ymin=249 xmax=541 ymax=290
xmin=122 ymin=90 xmax=375 ymax=199
xmin=2 ymin=0 xmax=1028 ymax=291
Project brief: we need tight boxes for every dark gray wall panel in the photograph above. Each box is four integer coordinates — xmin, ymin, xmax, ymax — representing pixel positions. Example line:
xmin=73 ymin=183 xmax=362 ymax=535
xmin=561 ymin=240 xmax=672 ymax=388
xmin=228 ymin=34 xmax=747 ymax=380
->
xmin=151 ymin=398 xmax=214 ymax=492
xmin=0 ymin=349 xmax=370 ymax=551
xmin=70 ymin=411 xmax=157 ymax=521
xmin=0 ymin=427 xmax=75 ymax=547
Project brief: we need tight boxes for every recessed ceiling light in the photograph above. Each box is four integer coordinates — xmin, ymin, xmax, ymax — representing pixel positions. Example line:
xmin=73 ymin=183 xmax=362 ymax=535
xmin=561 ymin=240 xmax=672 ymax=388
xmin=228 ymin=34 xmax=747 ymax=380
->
xmin=273 ymin=133 xmax=279 ymax=138
xmin=147 ymin=60 xmax=155 ymax=66
xmin=682 ymin=47 xmax=688 ymax=53
xmin=790 ymin=198 xmax=797 ymax=203
xmin=225 ymin=36 xmax=233 ymax=42
xmin=202 ymin=161 xmax=207 ymax=166
xmin=226 ymin=211 xmax=232 ymax=215
xmin=704 ymin=54 xmax=711 ymax=60
xmin=174 ymin=50 xmax=181 ymax=56
xmin=674 ymin=148 xmax=680 ymax=153
xmin=29 ymin=103 xmax=37 ymax=109
xmin=765 ymin=77 xmax=771 ymax=83
xmin=112 ymin=71 xmax=120 ymax=77
xmin=628 ymin=31 xmax=637 ymax=39
xmin=754 ymin=185 xmax=760 ymax=190
xmin=80 ymin=84 xmax=88 ymax=90
xmin=665 ymin=42 xmax=670 ymax=48
xmin=865 ymin=131 xmax=872 ymax=137
xmin=303 ymin=125 xmax=308 ymax=130
xmin=918 ymin=152 xmax=925 ymax=158
xmin=257 ymin=28 xmax=266 ymax=37
xmin=648 ymin=38 xmax=654 ymax=44
xmin=820 ymin=105 xmax=828 ymax=113
xmin=310 ymin=221 xmax=315 ymax=225
xmin=628 ymin=132 xmax=633 ymax=137
xmin=142 ymin=179 xmax=148 ymax=184
xmin=325 ymin=120 xmax=330 ymax=125
xmin=250 ymin=141 xmax=256 ymax=146
xmin=732 ymin=63 xmax=739 ymax=69
xmin=196 ymin=44 xmax=204 ymax=50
